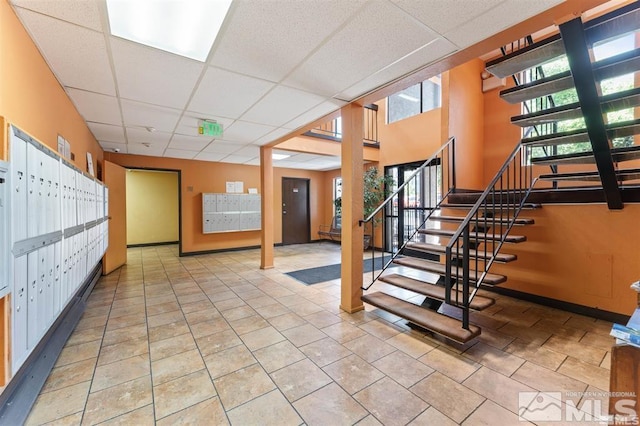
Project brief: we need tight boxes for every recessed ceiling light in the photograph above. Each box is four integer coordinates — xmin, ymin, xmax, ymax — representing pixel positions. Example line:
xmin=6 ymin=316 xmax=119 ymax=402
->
xmin=106 ymin=0 xmax=233 ymax=62
xmin=272 ymin=153 xmax=290 ymax=160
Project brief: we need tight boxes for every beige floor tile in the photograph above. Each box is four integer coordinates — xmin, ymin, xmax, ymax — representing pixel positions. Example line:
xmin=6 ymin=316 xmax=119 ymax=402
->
xmin=270 ymin=358 xmax=333 ymax=402
xmin=151 ymin=349 xmax=205 ymax=385
xmin=148 ymin=320 xmax=191 ymax=343
xmin=41 ymin=411 xmax=83 ymax=425
xmin=293 ymin=382 xmax=368 ymax=426
xmin=227 ymin=389 xmax=302 ymax=426
xmin=344 ymin=334 xmax=397 ymax=363
xmin=323 ymin=354 xmax=384 ymax=394
xmin=385 ymin=332 xmax=438 ymax=359
xmin=409 ymin=406 xmax=458 ymax=425
xmin=150 ymin=332 xmax=197 ymax=361
xmin=184 ymin=307 xmax=222 ymax=325
xmin=147 ymin=310 xmax=185 ymax=328
xmin=499 ymin=322 xmax=553 ymax=345
xmin=83 ymin=376 xmax=152 ymax=425
xmin=240 ymin=326 xmax=285 ymax=351
xmin=373 ymin=351 xmax=434 ymax=388
xmin=512 ymin=361 xmax=588 ymax=394
xmin=358 ymin=318 xmax=404 ymax=340
xmin=543 ymin=335 xmax=607 ymax=366
xmin=97 ymin=336 xmax=149 ymax=366
xmin=146 ymin=300 xmax=181 ymax=316
xmin=580 ymin=331 xmax=615 ymax=351
xmin=42 ymin=358 xmax=97 ymax=393
xmin=196 ymin=329 xmax=242 ymax=356
xmin=26 ymin=381 xmax=90 ymax=425
xmin=268 ymin=312 xmax=308 ymax=332
xmin=66 ymin=326 xmax=104 ymax=347
xmin=214 ymin=364 xmax=276 ymax=410
xmin=476 ymin=327 xmax=515 ymax=350
xmin=190 ymin=318 xmax=232 ymax=339
xmin=288 ymin=301 xmax=324 ymax=316
xmin=102 ymin=323 xmax=147 ymax=347
xmin=145 ymin=294 xmax=178 ymax=307
xmin=321 ymin=322 xmax=368 ymax=343
xmin=178 ymin=292 xmax=208 ymax=305
xmin=463 ymin=342 xmax=525 ymax=376
xmin=209 ymin=290 xmax=239 ymax=304
xmin=91 ymin=354 xmax=150 ymax=392
xmin=180 ymin=299 xmax=215 ymax=314
xmin=253 ymin=340 xmax=306 ymax=373
xmin=504 ymin=338 xmax=567 ymax=371
xmin=282 ymin=323 xmax=327 ymax=347
xmin=531 ymin=318 xmax=587 ymax=342
xmin=75 ymin=313 xmax=109 ymax=331
xmin=462 ymin=399 xmax=529 ymax=425
xmin=55 ymin=340 xmax=101 ymax=367
xmin=156 ymin=397 xmax=229 ymax=426
xmin=253 ymin=303 xmax=291 ymax=319
xmin=410 ymin=372 xmax=484 ymax=423
xmin=356 ymin=414 xmax=384 ymax=425
xmin=244 ymin=295 xmax=278 ymax=309
xmin=99 ymin=404 xmax=155 ymax=425
xmin=299 ymin=337 xmax=352 ymax=367
xmin=105 ymin=311 xmax=146 ymax=332
xmin=418 ymin=346 xmax=481 ymax=383
xmin=463 ymin=367 xmax=535 ymax=413
xmin=557 ymin=357 xmax=610 ymax=391
xmin=153 ymin=369 xmax=215 ymax=420
xmin=303 ymin=311 xmax=342 ymax=328
xmin=204 ymin=344 xmax=257 ymax=379
xmin=354 ymin=377 xmax=428 ymax=426
xmin=221 ymin=305 xmax=257 ymax=322
xmin=108 ymin=303 xmax=146 ymax=320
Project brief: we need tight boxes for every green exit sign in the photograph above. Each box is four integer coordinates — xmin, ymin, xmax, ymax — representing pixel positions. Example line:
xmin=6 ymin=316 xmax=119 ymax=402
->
xmin=199 ymin=120 xmax=223 ymax=137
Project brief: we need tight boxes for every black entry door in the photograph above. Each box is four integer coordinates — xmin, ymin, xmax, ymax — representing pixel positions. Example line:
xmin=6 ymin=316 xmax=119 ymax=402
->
xmin=282 ymin=178 xmax=310 ymax=245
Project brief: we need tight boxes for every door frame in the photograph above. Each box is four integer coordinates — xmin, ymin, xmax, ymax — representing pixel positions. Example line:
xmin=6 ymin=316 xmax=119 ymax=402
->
xmin=281 ymin=177 xmax=310 ymax=245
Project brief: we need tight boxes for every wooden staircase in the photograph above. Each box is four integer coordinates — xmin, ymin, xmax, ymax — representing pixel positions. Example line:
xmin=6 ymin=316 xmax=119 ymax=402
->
xmin=361 ymin=2 xmax=640 ymax=345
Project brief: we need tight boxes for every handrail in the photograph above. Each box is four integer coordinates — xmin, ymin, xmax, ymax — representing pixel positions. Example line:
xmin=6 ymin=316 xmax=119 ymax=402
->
xmin=361 ymin=137 xmax=456 ymax=290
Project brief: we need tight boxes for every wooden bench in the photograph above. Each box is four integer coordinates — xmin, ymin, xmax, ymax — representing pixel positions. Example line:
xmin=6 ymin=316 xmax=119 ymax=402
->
xmin=318 ymin=216 xmax=341 ymax=241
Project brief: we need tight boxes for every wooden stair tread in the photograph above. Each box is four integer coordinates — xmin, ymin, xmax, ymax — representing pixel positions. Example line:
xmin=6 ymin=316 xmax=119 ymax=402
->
xmin=430 ymin=215 xmax=534 ymax=225
xmin=439 ymin=203 xmax=541 ymax=210
xmin=362 ymin=292 xmax=481 ymax=343
xmin=392 ymin=257 xmax=507 ymax=285
xmin=539 ymin=168 xmax=640 ymax=182
xmin=531 ymin=144 xmax=640 ymax=166
xmin=417 ymin=228 xmax=527 ymax=243
xmin=406 ymin=242 xmax=517 ymax=263
xmin=379 ymin=273 xmax=496 ymax=310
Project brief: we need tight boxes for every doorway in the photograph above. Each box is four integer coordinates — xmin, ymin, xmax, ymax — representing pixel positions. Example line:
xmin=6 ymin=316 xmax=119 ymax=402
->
xmin=282 ymin=178 xmax=310 ymax=245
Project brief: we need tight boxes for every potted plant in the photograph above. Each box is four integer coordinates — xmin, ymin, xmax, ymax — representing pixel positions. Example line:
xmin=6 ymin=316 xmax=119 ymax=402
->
xmin=334 ymin=167 xmax=395 ymax=248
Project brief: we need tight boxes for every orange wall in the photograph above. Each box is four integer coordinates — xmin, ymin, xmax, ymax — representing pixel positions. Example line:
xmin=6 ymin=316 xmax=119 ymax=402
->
xmin=447 ymin=59 xmax=485 ymax=189
xmin=0 ymin=0 xmax=103 ymax=169
xmin=104 ymin=153 xmax=327 ymax=253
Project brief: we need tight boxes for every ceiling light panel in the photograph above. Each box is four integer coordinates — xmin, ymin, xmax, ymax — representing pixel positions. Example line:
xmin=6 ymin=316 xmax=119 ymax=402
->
xmin=15 ymin=8 xmax=116 ymax=95
xmin=164 ymin=149 xmax=197 ymax=160
xmin=66 ymin=88 xmax=122 ymax=126
xmin=209 ymin=0 xmax=365 ymax=82
xmin=106 ymin=0 xmax=232 ymax=62
xmin=110 ymin=37 xmax=204 ymax=109
xmin=12 ymin=0 xmax=104 ymax=31
xmin=283 ymin=1 xmax=438 ymax=97
xmin=120 ymin=100 xmax=181 ymax=132
xmin=241 ymin=86 xmax=326 ymax=127
xmin=223 ymin=121 xmax=276 ymax=144
xmin=189 ymin=67 xmax=274 ymax=119
xmin=87 ymin=122 xmax=125 ymax=143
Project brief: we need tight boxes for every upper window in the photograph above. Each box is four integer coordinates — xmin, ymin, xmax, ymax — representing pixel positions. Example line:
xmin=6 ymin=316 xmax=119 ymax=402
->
xmin=387 ymin=76 xmax=442 ymax=124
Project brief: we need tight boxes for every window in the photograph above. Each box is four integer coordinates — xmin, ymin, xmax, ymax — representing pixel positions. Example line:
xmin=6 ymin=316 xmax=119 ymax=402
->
xmin=387 ymin=76 xmax=442 ymax=123
xmin=333 ymin=177 xmax=342 ymax=215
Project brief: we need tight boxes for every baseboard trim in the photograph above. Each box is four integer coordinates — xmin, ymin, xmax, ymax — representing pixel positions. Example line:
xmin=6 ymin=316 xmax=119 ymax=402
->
xmin=0 ymin=263 xmax=102 ymax=425
xmin=127 ymin=241 xmax=179 ymax=248
xmin=180 ymin=243 xmax=284 ymax=257
xmin=485 ymin=286 xmax=630 ymax=324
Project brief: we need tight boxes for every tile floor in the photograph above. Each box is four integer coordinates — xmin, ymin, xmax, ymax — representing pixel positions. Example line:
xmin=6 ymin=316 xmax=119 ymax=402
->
xmin=26 ymin=243 xmax=616 ymax=425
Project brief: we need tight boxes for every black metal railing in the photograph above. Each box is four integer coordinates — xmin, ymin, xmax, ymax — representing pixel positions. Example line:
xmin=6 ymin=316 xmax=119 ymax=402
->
xmin=444 ymin=142 xmax=537 ymax=330
xmin=303 ymin=104 xmax=380 ymax=145
xmin=360 ymin=137 xmax=456 ymax=290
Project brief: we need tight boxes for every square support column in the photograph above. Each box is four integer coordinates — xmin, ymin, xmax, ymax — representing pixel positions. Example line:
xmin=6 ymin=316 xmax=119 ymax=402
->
xmin=260 ymin=146 xmax=274 ymax=269
xmin=340 ymin=103 xmax=364 ymax=313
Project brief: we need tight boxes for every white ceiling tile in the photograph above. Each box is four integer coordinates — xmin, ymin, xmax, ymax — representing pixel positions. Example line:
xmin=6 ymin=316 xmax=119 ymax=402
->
xmin=283 ymin=100 xmax=346 ymax=131
xmin=110 ymin=37 xmax=204 ymax=109
xmin=120 ymin=100 xmax=181 ymax=132
xmin=338 ymin=37 xmax=457 ymax=100
xmin=15 ymin=8 xmax=115 ymax=95
xmin=223 ymin=121 xmax=276 ymax=143
xmin=164 ymin=149 xmax=197 ymax=160
xmin=203 ymin=141 xmax=247 ymax=154
xmin=188 ymin=67 xmax=274 ymax=119
xmin=12 ymin=0 xmax=103 ymax=31
xmin=283 ymin=1 xmax=438 ymax=97
xmin=168 ymin=134 xmax=212 ymax=152
xmin=126 ymin=128 xmax=171 ymax=145
xmin=176 ymin=113 xmax=234 ymax=137
xmin=66 ymin=88 xmax=121 ymax=125
xmin=244 ymin=158 xmax=260 ymax=166
xmin=393 ymin=0 xmax=504 ymax=35
xmin=195 ymin=152 xmax=227 ymax=162
xmin=210 ymin=0 xmax=366 ymax=82
xmin=253 ymin=127 xmax=295 ymax=146
xmin=126 ymin=143 xmax=167 ymax=157
xmin=87 ymin=122 xmax=125 ymax=143
xmin=99 ymin=141 xmax=127 ymax=154
xmin=241 ymin=86 xmax=326 ymax=127
xmin=221 ymin=155 xmax=254 ymax=164
xmin=445 ymin=0 xmax=564 ymax=48
xmin=230 ymin=145 xmax=260 ymax=157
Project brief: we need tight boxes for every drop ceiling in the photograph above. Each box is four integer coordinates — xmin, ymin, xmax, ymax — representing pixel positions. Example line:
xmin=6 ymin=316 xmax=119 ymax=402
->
xmin=10 ymin=0 xmax=563 ymax=171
